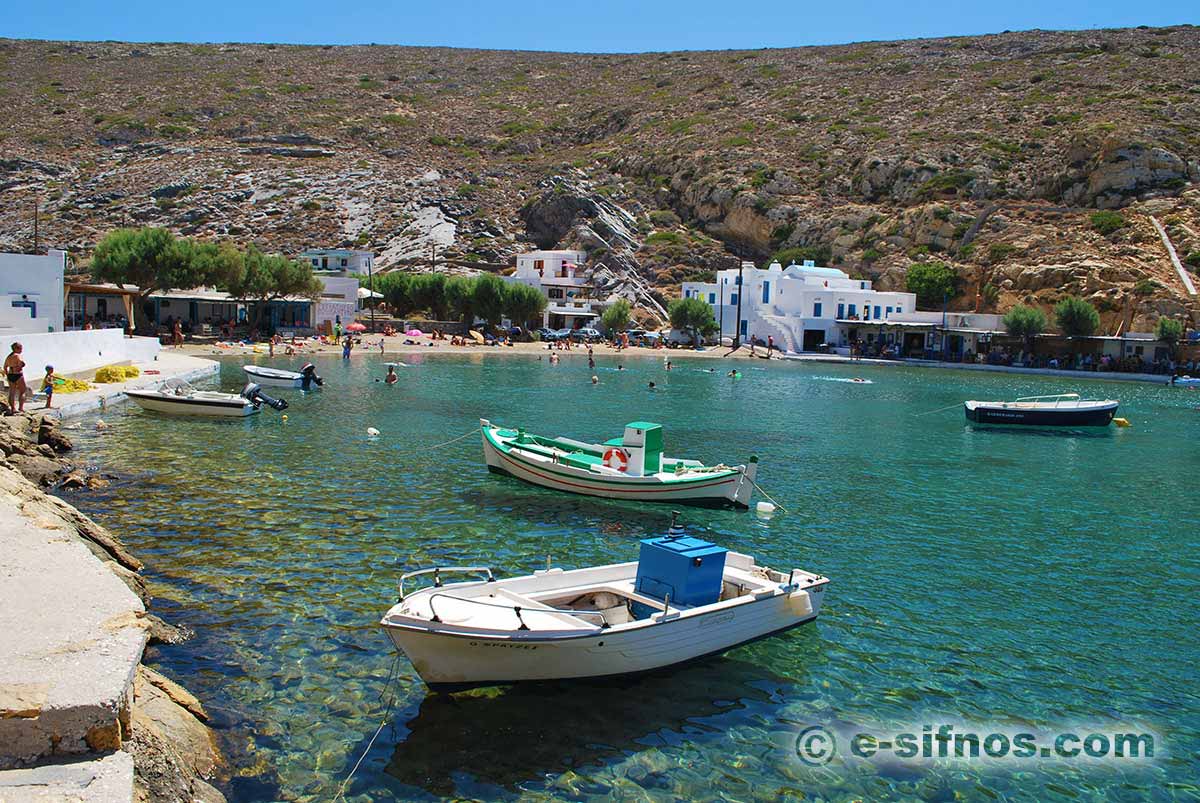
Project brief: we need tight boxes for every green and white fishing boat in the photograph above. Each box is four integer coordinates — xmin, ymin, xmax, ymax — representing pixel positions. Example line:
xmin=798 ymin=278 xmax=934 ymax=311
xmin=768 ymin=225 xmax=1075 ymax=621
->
xmin=480 ymin=419 xmax=758 ymax=508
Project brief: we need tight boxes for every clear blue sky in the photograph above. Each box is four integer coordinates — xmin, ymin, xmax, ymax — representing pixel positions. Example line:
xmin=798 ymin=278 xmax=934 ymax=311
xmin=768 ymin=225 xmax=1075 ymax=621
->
xmin=3 ymin=0 xmax=1195 ymax=52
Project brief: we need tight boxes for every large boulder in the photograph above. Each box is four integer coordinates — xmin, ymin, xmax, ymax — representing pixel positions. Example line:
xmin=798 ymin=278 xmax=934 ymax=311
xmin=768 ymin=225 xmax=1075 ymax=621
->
xmin=1059 ymin=144 xmax=1198 ymax=208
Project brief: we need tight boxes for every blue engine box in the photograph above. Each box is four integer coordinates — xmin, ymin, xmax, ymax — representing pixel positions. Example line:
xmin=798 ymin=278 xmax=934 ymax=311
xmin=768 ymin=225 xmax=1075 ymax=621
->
xmin=634 ymin=535 xmax=727 ymax=607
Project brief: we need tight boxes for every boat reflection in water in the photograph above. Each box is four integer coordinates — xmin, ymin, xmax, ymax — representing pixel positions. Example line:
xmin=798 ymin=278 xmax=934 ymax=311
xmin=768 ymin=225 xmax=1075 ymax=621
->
xmin=382 ymin=654 xmax=814 ymax=798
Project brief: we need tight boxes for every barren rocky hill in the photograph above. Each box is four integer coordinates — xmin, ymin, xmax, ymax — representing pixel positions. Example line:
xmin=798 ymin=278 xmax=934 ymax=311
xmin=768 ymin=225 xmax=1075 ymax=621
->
xmin=2 ymin=27 xmax=1199 ymax=329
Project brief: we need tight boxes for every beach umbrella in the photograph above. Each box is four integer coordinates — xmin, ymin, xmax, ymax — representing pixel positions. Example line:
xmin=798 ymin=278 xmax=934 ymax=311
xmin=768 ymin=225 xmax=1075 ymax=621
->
xmin=357 ymin=287 xmax=383 ymax=299
xmin=345 ymin=322 xmax=367 ymax=332
xmin=405 ymin=328 xmax=424 ymax=336
xmin=467 ymin=330 xmax=485 ymax=343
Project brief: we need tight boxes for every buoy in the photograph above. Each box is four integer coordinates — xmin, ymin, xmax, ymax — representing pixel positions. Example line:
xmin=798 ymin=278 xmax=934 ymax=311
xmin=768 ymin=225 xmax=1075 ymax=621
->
xmin=281 ymin=414 xmax=288 ymax=422
xmin=367 ymin=427 xmax=380 ymax=437
xmin=1113 ymin=418 xmax=1131 ymax=428
xmin=756 ymin=501 xmax=776 ymax=515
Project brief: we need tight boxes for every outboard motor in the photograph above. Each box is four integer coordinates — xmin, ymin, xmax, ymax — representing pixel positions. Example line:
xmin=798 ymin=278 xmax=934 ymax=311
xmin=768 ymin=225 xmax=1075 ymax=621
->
xmin=300 ymin=363 xmax=324 ymax=391
xmin=241 ymin=382 xmax=289 ymax=411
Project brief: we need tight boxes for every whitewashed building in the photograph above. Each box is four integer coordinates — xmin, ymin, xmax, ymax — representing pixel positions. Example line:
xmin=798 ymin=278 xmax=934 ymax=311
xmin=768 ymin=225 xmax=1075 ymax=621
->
xmin=681 ymin=260 xmax=917 ymax=353
xmin=300 ymin=248 xmax=375 ymax=275
xmin=508 ymin=250 xmax=602 ymax=330
xmin=0 ymin=250 xmax=67 ymax=334
xmin=313 ymin=273 xmax=360 ymax=333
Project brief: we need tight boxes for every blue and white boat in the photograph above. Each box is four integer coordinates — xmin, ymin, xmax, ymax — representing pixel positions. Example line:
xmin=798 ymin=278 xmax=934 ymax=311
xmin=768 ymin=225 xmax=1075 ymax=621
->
xmin=380 ymin=516 xmax=828 ymax=691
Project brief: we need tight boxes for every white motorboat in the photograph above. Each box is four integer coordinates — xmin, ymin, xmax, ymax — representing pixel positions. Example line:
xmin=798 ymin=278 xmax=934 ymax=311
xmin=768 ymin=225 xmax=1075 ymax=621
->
xmin=380 ymin=516 xmax=828 ymax=691
xmin=964 ymin=393 xmax=1118 ymax=427
xmin=1170 ymin=375 xmax=1200 ymax=388
xmin=242 ymin=363 xmax=323 ymax=390
xmin=125 ymin=379 xmax=288 ymax=417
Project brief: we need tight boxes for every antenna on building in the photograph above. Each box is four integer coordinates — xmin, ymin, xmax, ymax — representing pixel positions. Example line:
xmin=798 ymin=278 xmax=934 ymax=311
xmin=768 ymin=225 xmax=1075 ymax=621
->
xmin=32 ymin=191 xmax=39 ymax=254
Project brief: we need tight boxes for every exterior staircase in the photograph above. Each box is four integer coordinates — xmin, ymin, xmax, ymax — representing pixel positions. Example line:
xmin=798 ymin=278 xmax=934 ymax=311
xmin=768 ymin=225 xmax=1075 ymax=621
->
xmin=757 ymin=314 xmax=803 ymax=354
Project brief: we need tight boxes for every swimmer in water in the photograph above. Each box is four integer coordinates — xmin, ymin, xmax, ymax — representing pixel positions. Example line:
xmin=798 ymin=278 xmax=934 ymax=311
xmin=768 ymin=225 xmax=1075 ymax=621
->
xmin=591 ymin=375 xmax=599 ymax=385
xmin=617 ymin=365 xmax=625 ymax=371
xmin=648 ymin=381 xmax=656 ymax=390
xmin=385 ymin=365 xmax=398 ymax=385
xmin=728 ymin=369 xmax=740 ymax=378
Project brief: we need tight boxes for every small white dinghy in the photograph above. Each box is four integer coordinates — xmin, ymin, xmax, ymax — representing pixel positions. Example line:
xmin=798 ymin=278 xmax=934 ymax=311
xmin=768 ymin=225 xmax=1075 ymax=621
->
xmin=125 ymin=379 xmax=288 ymax=417
xmin=242 ymin=363 xmax=323 ymax=390
xmin=380 ymin=514 xmax=828 ymax=691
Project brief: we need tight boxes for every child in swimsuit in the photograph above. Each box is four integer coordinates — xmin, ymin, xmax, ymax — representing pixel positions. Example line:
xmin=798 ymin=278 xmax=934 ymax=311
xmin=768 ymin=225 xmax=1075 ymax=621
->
xmin=41 ymin=365 xmax=55 ymax=409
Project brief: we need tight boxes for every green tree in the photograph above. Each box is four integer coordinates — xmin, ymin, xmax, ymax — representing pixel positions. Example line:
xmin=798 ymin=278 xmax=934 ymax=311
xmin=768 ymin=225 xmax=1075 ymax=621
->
xmin=601 ymin=298 xmax=632 ymax=333
xmin=1156 ymin=316 xmax=1184 ymax=357
xmin=1054 ymin=296 xmax=1100 ymax=337
xmin=409 ymin=273 xmax=448 ymax=320
xmin=473 ymin=274 xmax=507 ymax=329
xmin=375 ymin=272 xmax=413 ymax=316
xmin=91 ymin=227 xmax=208 ymax=303
xmin=905 ymin=261 xmax=959 ymax=307
xmin=668 ymin=297 xmax=719 ymax=345
xmin=772 ymin=245 xmax=832 ymax=266
xmin=443 ymin=276 xmax=478 ymax=323
xmin=219 ymin=245 xmax=322 ymax=332
xmin=1003 ymin=304 xmax=1047 ymax=355
xmin=503 ymin=282 xmax=547 ymax=331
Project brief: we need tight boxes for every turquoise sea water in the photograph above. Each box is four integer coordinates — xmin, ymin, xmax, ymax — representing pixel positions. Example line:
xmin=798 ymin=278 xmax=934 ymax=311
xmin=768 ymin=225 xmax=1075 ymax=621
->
xmin=66 ymin=352 xmax=1200 ymax=802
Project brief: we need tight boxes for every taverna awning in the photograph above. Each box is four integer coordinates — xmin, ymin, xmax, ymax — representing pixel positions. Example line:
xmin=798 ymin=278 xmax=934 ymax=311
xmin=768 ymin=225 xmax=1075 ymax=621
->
xmin=357 ymin=287 xmax=383 ymax=299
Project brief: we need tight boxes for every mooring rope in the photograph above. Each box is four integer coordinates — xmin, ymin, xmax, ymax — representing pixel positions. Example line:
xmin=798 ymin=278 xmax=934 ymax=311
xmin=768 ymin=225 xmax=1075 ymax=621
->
xmin=381 ymin=427 xmax=478 ymax=457
xmin=333 ymin=655 xmax=402 ymax=802
xmin=912 ymin=402 xmax=964 ymax=417
xmin=740 ymin=468 xmax=788 ymax=513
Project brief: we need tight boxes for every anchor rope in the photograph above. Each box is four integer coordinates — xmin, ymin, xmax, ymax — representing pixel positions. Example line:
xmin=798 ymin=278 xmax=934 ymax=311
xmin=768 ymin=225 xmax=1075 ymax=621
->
xmin=912 ymin=402 xmax=964 ymax=417
xmin=332 ymin=655 xmax=402 ymax=802
xmin=382 ymin=427 xmax=478 ymax=457
xmin=740 ymin=468 xmax=788 ymax=513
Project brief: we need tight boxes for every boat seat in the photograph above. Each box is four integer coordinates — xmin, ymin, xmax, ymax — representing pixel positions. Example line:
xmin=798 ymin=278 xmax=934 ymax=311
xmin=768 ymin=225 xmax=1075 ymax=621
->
xmin=553 ymin=437 xmax=603 ymax=454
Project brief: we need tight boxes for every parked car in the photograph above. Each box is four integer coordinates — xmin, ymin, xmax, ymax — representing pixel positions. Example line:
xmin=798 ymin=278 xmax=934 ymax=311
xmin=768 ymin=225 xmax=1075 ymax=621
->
xmin=553 ymin=328 xmax=576 ymax=340
xmin=536 ymin=327 xmax=559 ymax=341
xmin=571 ymin=327 xmax=603 ymax=342
xmin=507 ymin=326 xmax=524 ymax=340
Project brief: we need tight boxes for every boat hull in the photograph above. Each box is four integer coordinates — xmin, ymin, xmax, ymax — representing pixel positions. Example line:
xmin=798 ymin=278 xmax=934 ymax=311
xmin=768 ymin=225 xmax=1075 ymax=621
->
xmin=384 ymin=588 xmax=823 ymax=690
xmin=242 ymin=366 xmax=303 ymax=388
xmin=965 ymin=402 xmax=1117 ymax=427
xmin=125 ymin=391 xmax=257 ymax=417
xmin=481 ymin=426 xmax=753 ymax=508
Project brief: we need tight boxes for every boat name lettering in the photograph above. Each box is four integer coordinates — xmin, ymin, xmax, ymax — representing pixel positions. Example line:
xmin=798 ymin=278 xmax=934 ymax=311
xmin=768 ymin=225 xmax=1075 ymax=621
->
xmin=468 ymin=641 xmax=538 ymax=650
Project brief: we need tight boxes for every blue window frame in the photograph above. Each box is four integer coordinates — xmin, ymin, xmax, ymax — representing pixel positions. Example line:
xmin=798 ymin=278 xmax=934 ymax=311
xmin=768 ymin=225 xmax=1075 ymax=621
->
xmin=874 ymin=305 xmax=882 ymax=319
xmin=848 ymin=304 xmax=857 ymax=317
xmin=886 ymin=306 xmax=893 ymax=316
xmin=896 ymin=307 xmax=902 ymax=314
xmin=762 ymin=281 xmax=770 ymax=304
xmin=740 ymin=320 xmax=748 ymax=337
xmin=730 ymin=293 xmax=738 ymax=306
xmin=11 ymin=300 xmax=36 ymax=318
xmin=837 ymin=303 xmax=845 ymax=319
xmin=735 ymin=275 xmax=741 ymax=285
xmin=813 ymin=301 xmax=823 ymax=318
xmin=708 ymin=293 xmax=716 ymax=304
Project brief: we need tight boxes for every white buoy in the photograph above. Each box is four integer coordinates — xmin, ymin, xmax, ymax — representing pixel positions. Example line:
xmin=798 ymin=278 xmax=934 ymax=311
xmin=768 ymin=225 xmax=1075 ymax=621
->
xmin=756 ymin=501 xmax=776 ymax=515
xmin=366 ymin=427 xmax=380 ymax=437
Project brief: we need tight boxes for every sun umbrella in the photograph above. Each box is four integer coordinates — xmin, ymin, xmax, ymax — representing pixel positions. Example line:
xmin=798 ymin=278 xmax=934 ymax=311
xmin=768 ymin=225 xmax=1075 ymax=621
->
xmin=345 ymin=322 xmax=367 ymax=332
xmin=405 ymin=328 xmax=424 ymax=336
xmin=467 ymin=330 xmax=485 ymax=343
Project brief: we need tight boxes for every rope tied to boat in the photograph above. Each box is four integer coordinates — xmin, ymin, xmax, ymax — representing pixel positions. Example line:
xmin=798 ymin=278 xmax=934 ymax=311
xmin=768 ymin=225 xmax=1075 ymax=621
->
xmin=739 ymin=468 xmax=788 ymax=513
xmin=382 ymin=427 xmax=478 ymax=457
xmin=912 ymin=402 xmax=965 ymax=417
xmin=332 ymin=655 xmax=402 ymax=802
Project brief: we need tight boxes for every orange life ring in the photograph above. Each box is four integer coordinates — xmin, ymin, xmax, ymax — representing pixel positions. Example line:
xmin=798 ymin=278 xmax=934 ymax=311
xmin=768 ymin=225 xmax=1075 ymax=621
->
xmin=603 ymin=447 xmax=629 ymax=472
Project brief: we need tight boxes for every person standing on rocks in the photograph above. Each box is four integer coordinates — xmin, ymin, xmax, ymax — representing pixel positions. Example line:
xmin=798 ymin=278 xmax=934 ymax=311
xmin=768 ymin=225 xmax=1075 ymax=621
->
xmin=5 ymin=342 xmax=26 ymax=414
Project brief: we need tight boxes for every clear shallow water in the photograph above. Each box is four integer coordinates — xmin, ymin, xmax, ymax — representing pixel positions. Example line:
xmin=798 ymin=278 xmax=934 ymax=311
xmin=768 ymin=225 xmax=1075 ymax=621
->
xmin=65 ymin=353 xmax=1200 ymax=802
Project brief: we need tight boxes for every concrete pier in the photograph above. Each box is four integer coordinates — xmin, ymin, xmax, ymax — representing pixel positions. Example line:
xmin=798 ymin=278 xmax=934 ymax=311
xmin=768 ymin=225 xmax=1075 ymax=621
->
xmin=0 ymin=468 xmax=147 ymax=767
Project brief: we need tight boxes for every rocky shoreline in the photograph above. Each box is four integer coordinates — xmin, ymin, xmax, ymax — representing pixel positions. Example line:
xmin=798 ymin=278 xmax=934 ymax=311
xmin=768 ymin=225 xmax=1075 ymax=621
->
xmin=0 ymin=412 xmax=227 ymax=802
